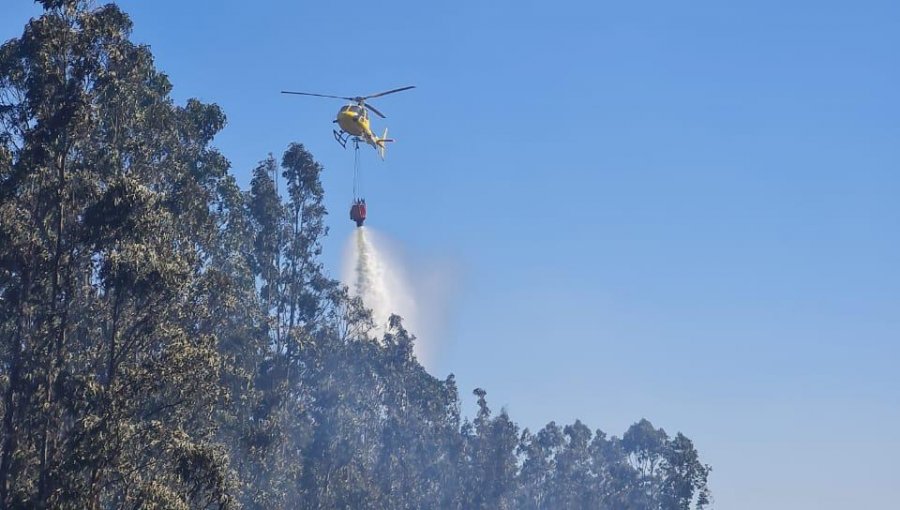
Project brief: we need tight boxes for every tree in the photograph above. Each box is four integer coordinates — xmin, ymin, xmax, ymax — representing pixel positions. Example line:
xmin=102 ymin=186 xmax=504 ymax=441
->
xmin=660 ymin=433 xmax=711 ymax=510
xmin=515 ymin=422 xmax=563 ymax=509
xmin=2 ymin=3 xmax=712 ymax=509
xmin=0 ymin=2 xmax=235 ymax=506
xmin=457 ymin=388 xmax=519 ymax=509
xmin=549 ymin=420 xmax=594 ymax=508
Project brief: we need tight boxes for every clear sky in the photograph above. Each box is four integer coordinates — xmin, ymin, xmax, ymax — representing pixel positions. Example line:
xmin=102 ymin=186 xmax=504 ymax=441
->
xmin=4 ymin=1 xmax=899 ymax=508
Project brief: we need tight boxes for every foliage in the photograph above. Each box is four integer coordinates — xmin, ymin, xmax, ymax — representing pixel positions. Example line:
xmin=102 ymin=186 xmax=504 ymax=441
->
xmin=0 ymin=3 xmax=711 ymax=509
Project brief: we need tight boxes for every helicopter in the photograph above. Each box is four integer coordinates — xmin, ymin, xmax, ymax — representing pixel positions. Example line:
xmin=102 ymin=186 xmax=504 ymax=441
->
xmin=281 ymin=86 xmax=415 ymax=160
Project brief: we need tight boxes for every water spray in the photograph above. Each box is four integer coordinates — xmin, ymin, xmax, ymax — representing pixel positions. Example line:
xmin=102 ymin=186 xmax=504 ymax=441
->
xmin=344 ymin=227 xmax=433 ymax=366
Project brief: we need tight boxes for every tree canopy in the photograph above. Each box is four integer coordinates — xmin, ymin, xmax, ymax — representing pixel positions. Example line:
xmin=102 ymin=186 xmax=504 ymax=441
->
xmin=0 ymin=3 xmax=710 ymax=508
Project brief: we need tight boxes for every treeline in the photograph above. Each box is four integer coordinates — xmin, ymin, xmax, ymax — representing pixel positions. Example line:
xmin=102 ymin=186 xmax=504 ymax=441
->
xmin=0 ymin=2 xmax=710 ymax=509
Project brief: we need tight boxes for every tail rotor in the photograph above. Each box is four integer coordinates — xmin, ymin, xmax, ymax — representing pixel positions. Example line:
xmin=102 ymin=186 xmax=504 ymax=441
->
xmin=376 ymin=127 xmax=394 ymax=160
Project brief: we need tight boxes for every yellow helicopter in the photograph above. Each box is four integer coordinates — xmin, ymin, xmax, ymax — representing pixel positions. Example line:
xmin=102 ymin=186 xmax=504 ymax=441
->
xmin=281 ymin=86 xmax=415 ymax=160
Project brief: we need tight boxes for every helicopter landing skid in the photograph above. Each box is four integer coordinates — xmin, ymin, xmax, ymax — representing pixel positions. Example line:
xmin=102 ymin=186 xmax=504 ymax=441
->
xmin=333 ymin=130 xmax=350 ymax=148
xmin=334 ymin=131 xmax=365 ymax=150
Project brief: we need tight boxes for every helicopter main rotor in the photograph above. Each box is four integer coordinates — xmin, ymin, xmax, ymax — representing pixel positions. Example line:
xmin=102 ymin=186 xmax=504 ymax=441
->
xmin=281 ymin=85 xmax=415 ymax=118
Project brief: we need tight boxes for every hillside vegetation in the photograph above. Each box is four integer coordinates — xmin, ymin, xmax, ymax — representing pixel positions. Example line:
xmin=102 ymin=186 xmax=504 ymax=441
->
xmin=0 ymin=2 xmax=710 ymax=508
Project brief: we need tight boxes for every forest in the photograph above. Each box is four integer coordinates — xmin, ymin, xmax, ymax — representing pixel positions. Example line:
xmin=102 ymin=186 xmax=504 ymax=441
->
xmin=0 ymin=2 xmax=710 ymax=508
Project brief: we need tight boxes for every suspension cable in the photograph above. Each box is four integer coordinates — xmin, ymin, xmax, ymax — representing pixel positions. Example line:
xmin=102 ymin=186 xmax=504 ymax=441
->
xmin=352 ymin=138 xmax=362 ymax=200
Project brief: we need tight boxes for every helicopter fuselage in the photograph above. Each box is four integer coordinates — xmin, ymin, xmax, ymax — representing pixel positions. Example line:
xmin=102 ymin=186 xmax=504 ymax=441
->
xmin=336 ymin=104 xmax=370 ymax=138
xmin=335 ymin=104 xmax=391 ymax=159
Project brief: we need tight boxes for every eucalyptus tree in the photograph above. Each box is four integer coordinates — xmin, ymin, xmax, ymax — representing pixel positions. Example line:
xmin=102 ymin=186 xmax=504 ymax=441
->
xmin=1 ymin=3 xmax=713 ymax=509
xmin=0 ymin=1 xmax=236 ymax=506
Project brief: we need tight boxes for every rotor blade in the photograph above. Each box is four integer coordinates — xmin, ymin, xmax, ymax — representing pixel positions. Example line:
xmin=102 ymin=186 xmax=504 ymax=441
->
xmin=363 ymin=85 xmax=416 ymax=100
xmin=281 ymin=91 xmax=354 ymax=100
xmin=365 ymin=103 xmax=386 ymax=119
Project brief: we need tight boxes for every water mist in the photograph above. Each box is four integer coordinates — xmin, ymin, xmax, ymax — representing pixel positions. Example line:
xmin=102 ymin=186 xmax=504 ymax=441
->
xmin=343 ymin=227 xmax=432 ymax=366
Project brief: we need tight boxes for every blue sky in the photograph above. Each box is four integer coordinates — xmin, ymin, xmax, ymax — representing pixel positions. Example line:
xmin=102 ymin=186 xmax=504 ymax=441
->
xmin=4 ymin=1 xmax=899 ymax=508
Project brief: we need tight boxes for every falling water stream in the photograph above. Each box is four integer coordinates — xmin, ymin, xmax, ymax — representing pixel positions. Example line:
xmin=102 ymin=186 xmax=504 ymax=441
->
xmin=344 ymin=227 xmax=428 ymax=363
